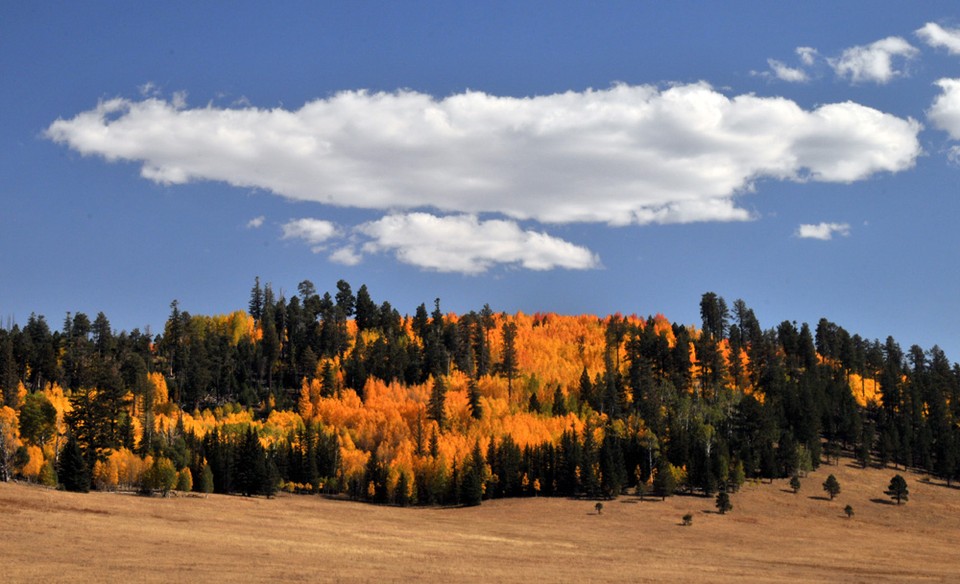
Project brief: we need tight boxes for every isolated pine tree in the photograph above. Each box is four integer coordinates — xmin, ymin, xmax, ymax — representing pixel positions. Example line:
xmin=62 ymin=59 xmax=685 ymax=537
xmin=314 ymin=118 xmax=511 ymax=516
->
xmin=822 ymin=474 xmax=841 ymax=500
xmin=886 ymin=474 xmax=908 ymax=505
xmin=790 ymin=474 xmax=801 ymax=494
xmin=715 ymin=489 xmax=733 ymax=514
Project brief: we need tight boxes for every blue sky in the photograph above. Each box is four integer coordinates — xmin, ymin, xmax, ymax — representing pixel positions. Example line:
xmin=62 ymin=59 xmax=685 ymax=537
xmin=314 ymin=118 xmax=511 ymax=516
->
xmin=3 ymin=2 xmax=960 ymax=361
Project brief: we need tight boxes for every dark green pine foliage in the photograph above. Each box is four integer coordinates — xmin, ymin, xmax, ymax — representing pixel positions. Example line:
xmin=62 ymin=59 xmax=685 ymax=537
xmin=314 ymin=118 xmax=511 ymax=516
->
xmin=460 ymin=441 xmax=486 ymax=506
xmin=428 ymin=375 xmax=447 ymax=428
xmin=528 ymin=390 xmax=541 ymax=414
xmin=653 ymin=457 xmax=677 ymax=500
xmin=822 ymin=474 xmax=841 ymax=500
xmin=499 ymin=322 xmax=519 ymax=398
xmin=715 ymin=489 xmax=732 ymax=514
xmin=600 ymin=430 xmax=626 ymax=498
xmin=552 ymin=385 xmax=567 ymax=417
xmin=235 ymin=427 xmax=270 ymax=497
xmin=58 ymin=434 xmax=90 ymax=493
xmin=580 ymin=423 xmax=601 ymax=498
xmin=886 ymin=474 xmax=908 ymax=505
xmin=467 ymin=377 xmax=482 ymax=420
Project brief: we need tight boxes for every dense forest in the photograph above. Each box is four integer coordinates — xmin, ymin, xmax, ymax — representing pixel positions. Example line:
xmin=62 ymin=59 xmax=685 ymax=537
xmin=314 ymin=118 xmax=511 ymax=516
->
xmin=1 ymin=279 xmax=959 ymax=507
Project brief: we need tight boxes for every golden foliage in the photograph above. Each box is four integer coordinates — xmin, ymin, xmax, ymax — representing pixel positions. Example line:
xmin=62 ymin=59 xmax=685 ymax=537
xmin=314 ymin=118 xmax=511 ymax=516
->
xmin=19 ymin=445 xmax=44 ymax=481
xmin=848 ymin=373 xmax=881 ymax=407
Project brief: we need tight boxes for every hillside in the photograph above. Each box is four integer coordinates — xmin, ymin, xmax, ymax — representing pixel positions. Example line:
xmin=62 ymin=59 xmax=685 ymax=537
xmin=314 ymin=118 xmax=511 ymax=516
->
xmin=2 ymin=286 xmax=959 ymax=512
xmin=2 ymin=456 xmax=957 ymax=582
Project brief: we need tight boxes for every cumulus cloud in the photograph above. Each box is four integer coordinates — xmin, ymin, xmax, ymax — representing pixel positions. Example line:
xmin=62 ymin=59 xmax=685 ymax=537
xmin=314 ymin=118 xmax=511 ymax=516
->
xmin=828 ymin=36 xmax=919 ymax=84
xmin=355 ymin=213 xmax=600 ymax=274
xmin=928 ymin=78 xmax=960 ymax=140
xmin=281 ymin=218 xmax=339 ymax=245
xmin=766 ymin=59 xmax=809 ymax=83
xmin=916 ymin=22 xmax=960 ymax=54
xmin=46 ymin=84 xmax=921 ymax=228
xmin=796 ymin=222 xmax=851 ymax=240
xmin=246 ymin=215 xmax=265 ymax=229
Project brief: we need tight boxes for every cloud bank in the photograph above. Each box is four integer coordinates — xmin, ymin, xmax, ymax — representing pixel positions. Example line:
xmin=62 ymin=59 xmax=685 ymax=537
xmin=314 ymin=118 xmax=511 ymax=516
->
xmin=796 ymin=222 xmax=851 ymax=240
xmin=47 ymin=84 xmax=921 ymax=230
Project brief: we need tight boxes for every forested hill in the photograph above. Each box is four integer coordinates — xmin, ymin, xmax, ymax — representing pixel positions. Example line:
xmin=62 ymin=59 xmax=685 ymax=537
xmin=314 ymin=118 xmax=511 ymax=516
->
xmin=1 ymin=280 xmax=958 ymax=506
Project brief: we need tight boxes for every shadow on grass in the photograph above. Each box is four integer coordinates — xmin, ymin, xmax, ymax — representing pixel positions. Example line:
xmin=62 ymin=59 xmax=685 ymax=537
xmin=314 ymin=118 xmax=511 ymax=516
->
xmin=780 ymin=489 xmax=799 ymax=494
xmin=808 ymin=495 xmax=832 ymax=501
xmin=870 ymin=498 xmax=895 ymax=506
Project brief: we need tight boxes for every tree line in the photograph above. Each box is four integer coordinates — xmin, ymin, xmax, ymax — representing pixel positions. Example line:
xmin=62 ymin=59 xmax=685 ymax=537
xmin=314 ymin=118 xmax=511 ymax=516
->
xmin=1 ymin=281 xmax=959 ymax=506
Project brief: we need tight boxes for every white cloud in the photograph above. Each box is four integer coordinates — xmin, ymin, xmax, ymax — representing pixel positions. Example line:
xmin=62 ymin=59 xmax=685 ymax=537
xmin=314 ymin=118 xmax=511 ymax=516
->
xmin=46 ymin=84 xmax=921 ymax=228
xmin=916 ymin=23 xmax=960 ymax=54
xmin=828 ymin=36 xmax=919 ymax=84
xmin=928 ymin=78 xmax=960 ymax=140
xmin=767 ymin=59 xmax=808 ymax=83
xmin=280 ymin=218 xmax=339 ymax=244
xmin=796 ymin=47 xmax=818 ymax=66
xmin=329 ymin=246 xmax=362 ymax=266
xmin=246 ymin=215 xmax=265 ymax=229
xmin=796 ymin=222 xmax=851 ymax=240
xmin=355 ymin=213 xmax=600 ymax=274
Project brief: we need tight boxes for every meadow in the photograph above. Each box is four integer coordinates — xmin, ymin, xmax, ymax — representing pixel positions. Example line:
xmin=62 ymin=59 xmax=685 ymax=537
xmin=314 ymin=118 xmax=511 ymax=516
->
xmin=3 ymin=455 xmax=958 ymax=583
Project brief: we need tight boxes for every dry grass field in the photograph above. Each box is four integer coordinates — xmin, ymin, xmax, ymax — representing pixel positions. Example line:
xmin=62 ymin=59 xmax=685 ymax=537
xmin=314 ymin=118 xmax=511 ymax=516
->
xmin=3 ymin=457 xmax=959 ymax=583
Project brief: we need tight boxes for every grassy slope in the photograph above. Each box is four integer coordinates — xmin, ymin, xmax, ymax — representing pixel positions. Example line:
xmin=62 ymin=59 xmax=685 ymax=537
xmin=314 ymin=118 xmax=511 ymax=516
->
xmin=2 ymin=456 xmax=959 ymax=583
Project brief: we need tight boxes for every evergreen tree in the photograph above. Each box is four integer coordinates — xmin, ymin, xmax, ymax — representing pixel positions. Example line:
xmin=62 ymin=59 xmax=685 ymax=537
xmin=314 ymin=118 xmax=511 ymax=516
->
xmin=198 ymin=462 xmax=214 ymax=494
xmin=354 ymin=284 xmax=378 ymax=331
xmin=886 ymin=474 xmax=908 ymax=505
xmin=428 ymin=375 xmax=447 ymax=428
xmin=822 ymin=474 xmax=841 ymax=500
xmin=467 ymin=378 xmax=482 ymax=420
xmin=552 ymin=385 xmax=567 ymax=417
xmin=528 ymin=390 xmax=541 ymax=414
xmin=249 ymin=277 xmax=264 ymax=321
xmin=396 ymin=471 xmax=410 ymax=507
xmin=715 ymin=489 xmax=733 ymax=514
xmin=790 ymin=474 xmax=801 ymax=494
xmin=235 ymin=427 xmax=268 ymax=496
xmin=461 ymin=441 xmax=485 ymax=506
xmin=58 ymin=434 xmax=90 ymax=493
xmin=653 ymin=458 xmax=677 ymax=500
xmin=499 ymin=322 xmax=518 ymax=398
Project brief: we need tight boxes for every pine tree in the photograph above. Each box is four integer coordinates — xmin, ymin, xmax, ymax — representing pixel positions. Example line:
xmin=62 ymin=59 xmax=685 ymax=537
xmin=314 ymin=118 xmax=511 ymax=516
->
xmin=528 ymin=390 xmax=541 ymax=414
xmin=249 ymin=277 xmax=264 ymax=321
xmin=653 ymin=458 xmax=677 ymax=500
xmin=499 ymin=322 xmax=518 ymax=398
xmin=396 ymin=471 xmax=410 ymax=507
xmin=467 ymin=378 xmax=482 ymax=420
xmin=198 ymin=462 xmax=214 ymax=494
xmin=58 ymin=434 xmax=90 ymax=493
xmin=235 ymin=427 xmax=268 ymax=496
xmin=822 ymin=474 xmax=841 ymax=500
xmin=715 ymin=489 xmax=733 ymax=514
xmin=461 ymin=441 xmax=485 ymax=506
xmin=790 ymin=474 xmax=801 ymax=494
xmin=428 ymin=375 xmax=447 ymax=428
xmin=885 ymin=474 xmax=908 ymax=505
xmin=552 ymin=385 xmax=567 ymax=417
